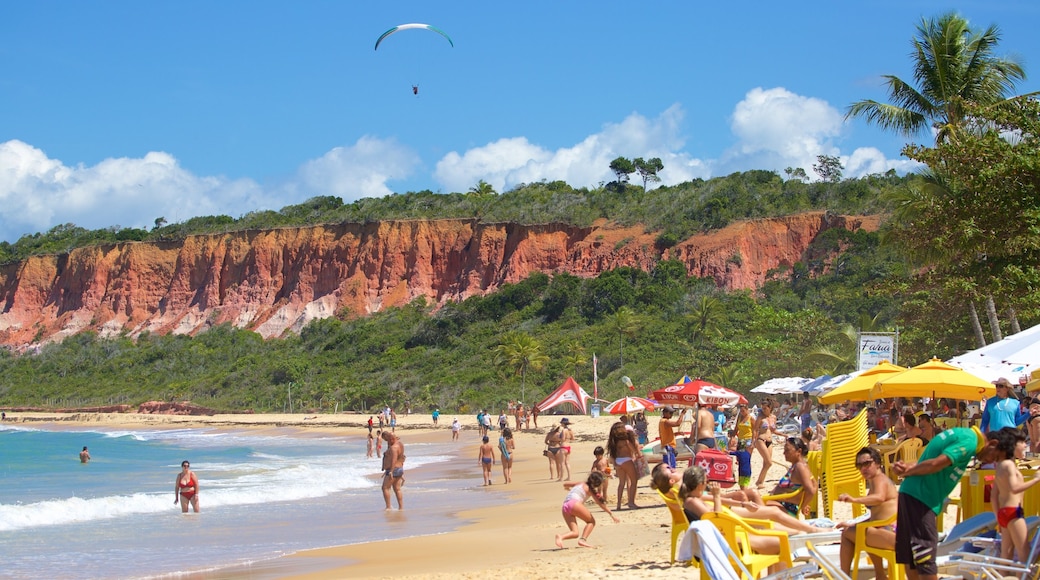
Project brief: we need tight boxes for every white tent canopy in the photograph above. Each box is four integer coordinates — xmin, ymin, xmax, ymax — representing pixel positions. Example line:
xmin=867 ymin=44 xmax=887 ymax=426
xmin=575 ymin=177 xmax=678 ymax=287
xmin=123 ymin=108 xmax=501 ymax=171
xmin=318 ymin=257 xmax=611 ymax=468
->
xmin=946 ymin=323 xmax=1040 ymax=384
xmin=750 ymin=377 xmax=812 ymax=395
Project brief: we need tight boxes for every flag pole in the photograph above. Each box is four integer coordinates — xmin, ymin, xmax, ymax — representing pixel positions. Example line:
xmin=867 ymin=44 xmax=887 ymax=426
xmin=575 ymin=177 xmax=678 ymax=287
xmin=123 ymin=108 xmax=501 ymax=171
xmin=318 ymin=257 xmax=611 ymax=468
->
xmin=593 ymin=353 xmax=599 ymax=402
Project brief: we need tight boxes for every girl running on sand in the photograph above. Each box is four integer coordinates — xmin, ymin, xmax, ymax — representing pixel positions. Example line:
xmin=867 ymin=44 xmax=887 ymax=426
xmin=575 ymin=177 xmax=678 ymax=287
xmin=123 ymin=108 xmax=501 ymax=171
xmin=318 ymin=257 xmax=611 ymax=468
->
xmin=554 ymin=471 xmax=618 ymax=548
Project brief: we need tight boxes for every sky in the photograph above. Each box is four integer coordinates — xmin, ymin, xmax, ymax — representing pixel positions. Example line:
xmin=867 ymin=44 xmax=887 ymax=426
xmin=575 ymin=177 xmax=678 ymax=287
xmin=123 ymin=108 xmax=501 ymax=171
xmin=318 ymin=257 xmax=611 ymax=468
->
xmin=1 ymin=1 xmax=1039 ymax=243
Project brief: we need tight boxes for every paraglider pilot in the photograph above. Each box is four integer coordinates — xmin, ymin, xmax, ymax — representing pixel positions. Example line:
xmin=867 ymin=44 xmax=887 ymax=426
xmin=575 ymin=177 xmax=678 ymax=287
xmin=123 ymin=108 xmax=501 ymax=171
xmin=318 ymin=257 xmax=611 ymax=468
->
xmin=412 ymin=85 xmax=419 ymax=95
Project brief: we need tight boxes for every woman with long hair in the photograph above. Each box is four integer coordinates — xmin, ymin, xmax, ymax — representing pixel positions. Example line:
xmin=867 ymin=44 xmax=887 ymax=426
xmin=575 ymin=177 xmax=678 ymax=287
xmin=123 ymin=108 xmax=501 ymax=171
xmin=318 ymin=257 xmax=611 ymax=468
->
xmin=607 ymin=421 xmax=641 ymax=510
xmin=753 ymin=401 xmax=781 ymax=488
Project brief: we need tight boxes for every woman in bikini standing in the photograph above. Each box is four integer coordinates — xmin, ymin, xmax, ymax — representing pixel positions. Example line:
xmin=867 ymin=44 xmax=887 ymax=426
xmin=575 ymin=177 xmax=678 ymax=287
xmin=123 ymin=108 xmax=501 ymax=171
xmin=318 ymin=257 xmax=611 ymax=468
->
xmin=607 ymin=421 xmax=641 ymax=510
xmin=174 ymin=460 xmax=200 ymax=513
xmin=753 ymin=401 xmax=782 ymax=488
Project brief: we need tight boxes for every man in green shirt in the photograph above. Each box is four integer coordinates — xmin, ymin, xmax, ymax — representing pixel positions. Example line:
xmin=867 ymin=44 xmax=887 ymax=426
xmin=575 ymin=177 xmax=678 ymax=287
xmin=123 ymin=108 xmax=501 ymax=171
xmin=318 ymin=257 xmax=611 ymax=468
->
xmin=893 ymin=426 xmax=999 ymax=580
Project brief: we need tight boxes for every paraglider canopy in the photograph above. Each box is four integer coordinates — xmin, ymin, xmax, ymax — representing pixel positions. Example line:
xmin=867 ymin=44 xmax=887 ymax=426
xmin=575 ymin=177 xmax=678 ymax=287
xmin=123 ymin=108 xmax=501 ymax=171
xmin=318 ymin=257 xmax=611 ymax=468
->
xmin=374 ymin=23 xmax=454 ymax=51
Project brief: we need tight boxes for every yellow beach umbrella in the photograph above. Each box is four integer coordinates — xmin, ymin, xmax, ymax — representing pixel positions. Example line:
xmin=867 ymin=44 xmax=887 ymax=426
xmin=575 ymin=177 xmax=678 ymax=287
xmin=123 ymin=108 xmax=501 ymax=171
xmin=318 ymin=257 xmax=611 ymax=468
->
xmin=817 ymin=361 xmax=908 ymax=405
xmin=1026 ymin=368 xmax=1040 ymax=393
xmin=870 ymin=357 xmax=995 ymax=401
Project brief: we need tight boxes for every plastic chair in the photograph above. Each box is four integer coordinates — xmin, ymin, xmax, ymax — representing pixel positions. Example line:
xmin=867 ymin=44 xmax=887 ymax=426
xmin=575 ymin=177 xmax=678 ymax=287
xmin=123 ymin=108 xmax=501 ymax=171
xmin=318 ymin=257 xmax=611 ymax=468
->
xmin=805 ymin=541 xmax=853 ymax=580
xmin=656 ymin=488 xmax=690 ymax=564
xmin=880 ymin=438 xmax=923 ymax=481
xmin=702 ymin=511 xmax=793 ymax=579
xmin=761 ymin=477 xmax=818 ymax=519
xmin=850 ymin=512 xmax=903 ymax=580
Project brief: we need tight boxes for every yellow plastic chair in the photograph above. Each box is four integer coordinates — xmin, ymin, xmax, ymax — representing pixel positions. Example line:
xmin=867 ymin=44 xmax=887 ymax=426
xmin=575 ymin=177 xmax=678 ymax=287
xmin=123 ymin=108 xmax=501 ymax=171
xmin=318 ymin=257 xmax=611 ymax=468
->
xmin=761 ymin=476 xmax=818 ymax=519
xmin=850 ymin=512 xmax=903 ymax=580
xmin=880 ymin=438 xmax=922 ymax=481
xmin=702 ymin=510 xmax=793 ymax=579
xmin=656 ymin=488 xmax=690 ymax=565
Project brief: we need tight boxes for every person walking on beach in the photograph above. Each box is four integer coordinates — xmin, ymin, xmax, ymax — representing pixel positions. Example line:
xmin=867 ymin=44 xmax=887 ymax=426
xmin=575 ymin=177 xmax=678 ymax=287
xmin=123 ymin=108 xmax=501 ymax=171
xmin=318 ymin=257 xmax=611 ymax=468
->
xmin=753 ymin=401 xmax=781 ymax=488
xmin=893 ymin=426 xmax=998 ymax=580
xmin=381 ymin=431 xmax=405 ymax=510
xmin=992 ymin=427 xmax=1040 ymax=562
xmin=836 ymin=447 xmax=897 ymax=580
xmin=478 ymin=435 xmax=496 ymax=485
xmin=451 ymin=417 xmax=460 ymax=441
xmin=499 ymin=427 xmax=514 ymax=484
xmin=174 ymin=460 xmax=200 ymax=513
xmin=79 ymin=446 xmax=91 ymax=463
xmin=607 ymin=421 xmax=641 ymax=510
xmin=432 ymin=408 xmax=439 ymax=426
xmin=367 ymin=416 xmax=374 ymax=434
xmin=554 ymin=471 xmax=618 ymax=548
xmin=560 ymin=418 xmax=574 ymax=481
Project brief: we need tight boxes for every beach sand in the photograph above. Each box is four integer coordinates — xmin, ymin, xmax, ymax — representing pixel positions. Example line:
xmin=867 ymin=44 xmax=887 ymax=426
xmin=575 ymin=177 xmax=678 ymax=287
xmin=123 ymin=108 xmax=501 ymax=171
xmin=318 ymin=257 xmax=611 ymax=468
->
xmin=4 ymin=411 xmax=954 ymax=579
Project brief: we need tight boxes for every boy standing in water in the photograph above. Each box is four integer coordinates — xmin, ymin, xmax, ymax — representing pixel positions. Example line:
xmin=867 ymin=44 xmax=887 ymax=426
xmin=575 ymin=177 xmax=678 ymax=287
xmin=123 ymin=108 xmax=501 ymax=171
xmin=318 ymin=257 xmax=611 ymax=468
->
xmin=478 ymin=435 xmax=496 ymax=485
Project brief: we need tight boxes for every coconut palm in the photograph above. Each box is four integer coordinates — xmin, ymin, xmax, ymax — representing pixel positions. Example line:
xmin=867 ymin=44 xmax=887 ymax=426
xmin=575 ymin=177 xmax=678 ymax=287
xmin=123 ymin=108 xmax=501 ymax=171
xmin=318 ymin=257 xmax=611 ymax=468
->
xmin=468 ymin=179 xmax=496 ymax=197
xmin=608 ymin=307 xmax=641 ymax=367
xmin=562 ymin=342 xmax=588 ymax=379
xmin=492 ymin=332 xmax=549 ymax=403
xmin=848 ymin=12 xmax=1028 ymax=343
xmin=845 ymin=12 xmax=1026 ymax=144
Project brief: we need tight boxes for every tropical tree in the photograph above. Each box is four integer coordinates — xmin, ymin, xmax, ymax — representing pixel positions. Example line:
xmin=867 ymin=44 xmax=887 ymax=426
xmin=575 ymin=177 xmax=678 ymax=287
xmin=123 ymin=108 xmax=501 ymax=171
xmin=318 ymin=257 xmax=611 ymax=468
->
xmin=812 ymin=155 xmax=843 ymax=183
xmin=608 ymin=306 xmax=642 ymax=367
xmin=633 ymin=157 xmax=664 ymax=191
xmin=609 ymin=157 xmax=635 ymax=186
xmin=845 ymin=12 xmax=1026 ymax=143
xmin=686 ymin=295 xmax=724 ymax=344
xmin=562 ymin=341 xmax=588 ymax=379
xmin=492 ymin=332 xmax=549 ymax=403
xmin=468 ymin=179 xmax=496 ymax=197
xmin=847 ymin=11 xmax=1030 ymax=342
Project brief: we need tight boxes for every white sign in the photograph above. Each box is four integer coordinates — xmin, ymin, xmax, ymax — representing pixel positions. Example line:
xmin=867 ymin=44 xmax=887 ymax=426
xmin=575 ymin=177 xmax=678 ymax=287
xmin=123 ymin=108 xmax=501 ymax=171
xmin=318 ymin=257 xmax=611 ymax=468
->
xmin=859 ymin=334 xmax=896 ymax=371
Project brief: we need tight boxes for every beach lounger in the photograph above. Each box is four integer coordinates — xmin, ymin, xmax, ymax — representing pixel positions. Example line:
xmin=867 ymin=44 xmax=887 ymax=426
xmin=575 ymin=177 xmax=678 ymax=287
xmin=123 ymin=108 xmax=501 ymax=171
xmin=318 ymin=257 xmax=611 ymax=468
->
xmin=953 ymin=516 xmax=1040 ymax=580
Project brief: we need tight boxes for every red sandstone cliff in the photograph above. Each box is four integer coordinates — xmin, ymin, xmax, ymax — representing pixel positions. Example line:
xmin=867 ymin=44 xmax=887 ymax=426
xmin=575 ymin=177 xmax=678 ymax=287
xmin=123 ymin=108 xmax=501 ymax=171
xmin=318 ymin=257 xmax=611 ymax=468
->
xmin=0 ymin=212 xmax=879 ymax=349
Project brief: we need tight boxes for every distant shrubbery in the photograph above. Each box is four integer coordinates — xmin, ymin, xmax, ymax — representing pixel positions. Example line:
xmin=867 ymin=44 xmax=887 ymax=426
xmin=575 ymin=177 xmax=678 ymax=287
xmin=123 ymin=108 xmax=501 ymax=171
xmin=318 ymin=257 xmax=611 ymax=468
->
xmin=0 ymin=171 xmax=911 ymax=264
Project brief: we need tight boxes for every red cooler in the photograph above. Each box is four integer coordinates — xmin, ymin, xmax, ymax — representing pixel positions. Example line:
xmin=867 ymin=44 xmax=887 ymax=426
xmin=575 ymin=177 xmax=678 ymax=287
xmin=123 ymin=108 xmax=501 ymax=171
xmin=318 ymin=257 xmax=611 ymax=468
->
xmin=693 ymin=448 xmax=736 ymax=488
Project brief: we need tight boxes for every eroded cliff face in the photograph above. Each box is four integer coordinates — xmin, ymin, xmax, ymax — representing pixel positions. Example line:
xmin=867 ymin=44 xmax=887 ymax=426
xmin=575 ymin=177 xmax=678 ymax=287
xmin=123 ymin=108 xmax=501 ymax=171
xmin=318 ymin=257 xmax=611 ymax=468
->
xmin=0 ymin=212 xmax=879 ymax=348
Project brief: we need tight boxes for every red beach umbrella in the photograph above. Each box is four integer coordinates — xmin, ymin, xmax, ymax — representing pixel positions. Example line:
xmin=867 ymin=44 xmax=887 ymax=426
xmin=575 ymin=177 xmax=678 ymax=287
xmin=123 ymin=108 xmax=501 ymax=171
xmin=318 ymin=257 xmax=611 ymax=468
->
xmin=603 ymin=396 xmax=656 ymax=415
xmin=650 ymin=376 xmax=747 ymax=407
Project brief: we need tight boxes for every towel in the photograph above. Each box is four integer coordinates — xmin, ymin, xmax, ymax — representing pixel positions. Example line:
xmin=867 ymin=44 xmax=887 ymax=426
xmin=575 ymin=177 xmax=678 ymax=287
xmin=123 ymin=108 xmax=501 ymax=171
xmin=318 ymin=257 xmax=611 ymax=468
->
xmin=677 ymin=521 xmax=748 ymax=580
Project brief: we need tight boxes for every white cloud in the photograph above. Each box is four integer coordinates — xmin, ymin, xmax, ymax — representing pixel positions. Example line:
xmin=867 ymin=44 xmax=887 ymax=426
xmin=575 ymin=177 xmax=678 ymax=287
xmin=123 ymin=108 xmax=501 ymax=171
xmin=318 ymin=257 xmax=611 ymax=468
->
xmin=434 ymin=104 xmax=711 ymax=192
xmin=297 ymin=135 xmax=420 ymax=199
xmin=0 ymin=88 xmax=917 ymax=242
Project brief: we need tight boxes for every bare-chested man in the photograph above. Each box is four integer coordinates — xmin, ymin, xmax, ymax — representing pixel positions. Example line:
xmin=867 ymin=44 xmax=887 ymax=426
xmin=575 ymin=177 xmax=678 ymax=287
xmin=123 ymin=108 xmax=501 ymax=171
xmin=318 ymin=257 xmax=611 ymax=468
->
xmin=381 ymin=431 xmax=406 ymax=510
xmin=693 ymin=404 xmax=718 ymax=452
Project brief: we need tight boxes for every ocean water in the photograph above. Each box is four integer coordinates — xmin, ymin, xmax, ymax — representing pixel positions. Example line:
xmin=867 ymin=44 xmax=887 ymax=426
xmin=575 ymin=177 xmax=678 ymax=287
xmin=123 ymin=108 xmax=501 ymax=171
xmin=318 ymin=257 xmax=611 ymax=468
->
xmin=0 ymin=423 xmax=495 ymax=579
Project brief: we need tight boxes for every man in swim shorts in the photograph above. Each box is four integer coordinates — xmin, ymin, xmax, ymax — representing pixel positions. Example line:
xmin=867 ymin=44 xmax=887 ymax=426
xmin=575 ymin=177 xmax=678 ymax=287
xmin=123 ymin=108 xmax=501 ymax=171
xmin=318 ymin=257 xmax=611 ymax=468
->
xmin=894 ymin=427 xmax=998 ymax=580
xmin=381 ymin=431 xmax=406 ymax=510
xmin=694 ymin=403 xmax=718 ymax=452
xmin=658 ymin=407 xmax=686 ymax=468
xmin=478 ymin=435 xmax=496 ymax=485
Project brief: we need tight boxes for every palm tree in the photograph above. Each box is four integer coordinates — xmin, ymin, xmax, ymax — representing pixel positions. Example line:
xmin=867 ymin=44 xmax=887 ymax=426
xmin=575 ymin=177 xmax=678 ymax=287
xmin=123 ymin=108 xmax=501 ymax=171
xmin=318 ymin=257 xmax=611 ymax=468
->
xmin=468 ymin=179 xmax=496 ymax=197
xmin=847 ymin=12 xmax=1028 ymax=342
xmin=563 ymin=342 xmax=588 ymax=379
xmin=709 ymin=364 xmax=745 ymax=390
xmin=686 ymin=295 xmax=723 ymax=344
xmin=608 ymin=307 xmax=641 ymax=367
xmin=492 ymin=332 xmax=549 ymax=403
xmin=845 ymin=12 xmax=1026 ymax=143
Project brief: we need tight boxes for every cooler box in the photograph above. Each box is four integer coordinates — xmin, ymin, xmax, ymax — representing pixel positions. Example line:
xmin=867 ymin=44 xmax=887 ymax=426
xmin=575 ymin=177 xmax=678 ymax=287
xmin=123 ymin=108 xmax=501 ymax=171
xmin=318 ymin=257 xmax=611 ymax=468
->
xmin=694 ymin=448 xmax=736 ymax=488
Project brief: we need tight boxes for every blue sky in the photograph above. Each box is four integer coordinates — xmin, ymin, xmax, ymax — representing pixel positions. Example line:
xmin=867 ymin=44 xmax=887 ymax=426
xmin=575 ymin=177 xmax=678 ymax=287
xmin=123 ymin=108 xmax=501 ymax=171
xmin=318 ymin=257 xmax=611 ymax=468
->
xmin=1 ymin=1 xmax=1038 ymax=242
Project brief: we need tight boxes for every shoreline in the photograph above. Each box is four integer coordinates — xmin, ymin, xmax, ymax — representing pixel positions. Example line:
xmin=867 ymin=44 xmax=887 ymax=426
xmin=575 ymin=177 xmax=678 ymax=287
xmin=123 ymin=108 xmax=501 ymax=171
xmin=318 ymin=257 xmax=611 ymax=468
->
xmin=3 ymin=411 xmax=871 ymax=579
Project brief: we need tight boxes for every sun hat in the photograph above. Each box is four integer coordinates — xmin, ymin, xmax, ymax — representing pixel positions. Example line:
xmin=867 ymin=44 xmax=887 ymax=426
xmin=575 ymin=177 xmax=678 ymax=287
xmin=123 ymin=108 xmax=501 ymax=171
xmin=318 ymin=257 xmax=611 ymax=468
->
xmin=560 ymin=417 xmax=571 ymax=425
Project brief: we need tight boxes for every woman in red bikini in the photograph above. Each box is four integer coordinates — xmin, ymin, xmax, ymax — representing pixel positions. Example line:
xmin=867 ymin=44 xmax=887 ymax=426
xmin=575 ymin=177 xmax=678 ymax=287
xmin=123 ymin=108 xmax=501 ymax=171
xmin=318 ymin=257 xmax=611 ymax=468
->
xmin=174 ymin=460 xmax=200 ymax=513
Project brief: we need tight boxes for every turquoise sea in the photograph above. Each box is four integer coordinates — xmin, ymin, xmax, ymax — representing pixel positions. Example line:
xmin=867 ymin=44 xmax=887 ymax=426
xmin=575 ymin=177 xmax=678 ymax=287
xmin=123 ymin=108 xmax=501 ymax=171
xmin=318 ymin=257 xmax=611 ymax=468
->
xmin=0 ymin=423 xmax=494 ymax=579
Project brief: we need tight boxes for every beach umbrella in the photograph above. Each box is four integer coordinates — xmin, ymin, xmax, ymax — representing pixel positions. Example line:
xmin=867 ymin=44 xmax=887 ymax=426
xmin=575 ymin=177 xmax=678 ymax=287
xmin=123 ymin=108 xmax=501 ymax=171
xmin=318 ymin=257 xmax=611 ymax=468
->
xmin=650 ymin=376 xmax=747 ymax=407
xmin=750 ymin=377 xmax=812 ymax=395
xmin=817 ymin=361 xmax=907 ymax=404
xmin=870 ymin=357 xmax=995 ymax=401
xmin=603 ymin=396 xmax=656 ymax=415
